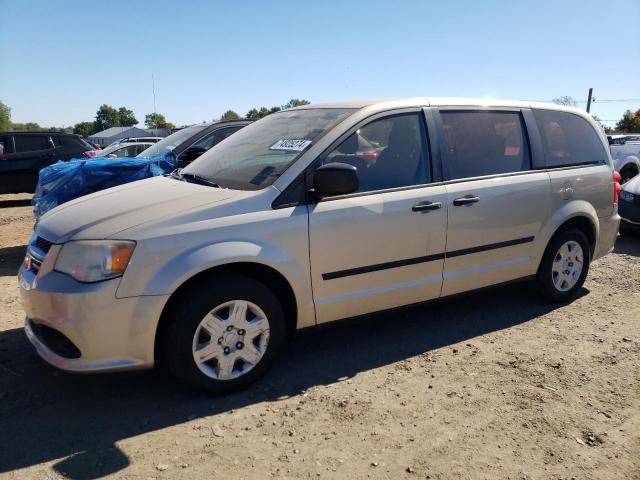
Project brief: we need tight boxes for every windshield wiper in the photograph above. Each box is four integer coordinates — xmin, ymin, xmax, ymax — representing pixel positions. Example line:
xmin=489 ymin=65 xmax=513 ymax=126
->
xmin=170 ymin=170 xmax=220 ymax=188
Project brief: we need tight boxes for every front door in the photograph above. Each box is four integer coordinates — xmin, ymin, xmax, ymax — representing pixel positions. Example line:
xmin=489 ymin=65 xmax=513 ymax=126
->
xmin=307 ymin=111 xmax=448 ymax=323
xmin=437 ymin=109 xmax=551 ymax=296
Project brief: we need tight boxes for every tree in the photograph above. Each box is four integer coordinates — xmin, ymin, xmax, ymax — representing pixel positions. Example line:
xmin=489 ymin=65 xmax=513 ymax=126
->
xmin=94 ymin=104 xmax=138 ymax=131
xmin=10 ymin=122 xmax=41 ymax=131
xmin=117 ymin=107 xmax=137 ymax=127
xmin=145 ymin=112 xmax=167 ymax=129
xmin=282 ymin=98 xmax=310 ymax=109
xmin=591 ymin=115 xmax=606 ymax=133
xmin=94 ymin=104 xmax=119 ymax=131
xmin=615 ymin=109 xmax=640 ymax=133
xmin=0 ymin=101 xmax=11 ymax=131
xmin=552 ymin=96 xmax=577 ymax=107
xmin=73 ymin=121 xmax=95 ymax=137
xmin=219 ymin=110 xmax=241 ymax=121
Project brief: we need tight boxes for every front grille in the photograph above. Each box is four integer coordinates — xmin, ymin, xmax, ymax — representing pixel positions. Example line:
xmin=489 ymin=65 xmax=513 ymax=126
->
xmin=29 ymin=255 xmax=42 ymax=274
xmin=28 ymin=320 xmax=81 ymax=359
xmin=35 ymin=236 xmax=53 ymax=254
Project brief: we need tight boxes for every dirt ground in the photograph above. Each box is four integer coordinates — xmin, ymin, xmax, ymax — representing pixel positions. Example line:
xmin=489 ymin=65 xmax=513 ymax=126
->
xmin=0 ymin=193 xmax=638 ymax=480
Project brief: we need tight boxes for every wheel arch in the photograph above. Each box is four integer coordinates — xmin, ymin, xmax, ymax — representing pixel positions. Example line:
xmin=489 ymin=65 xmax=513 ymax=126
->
xmin=154 ymin=261 xmax=299 ymax=368
xmin=538 ymin=208 xmax=598 ymax=272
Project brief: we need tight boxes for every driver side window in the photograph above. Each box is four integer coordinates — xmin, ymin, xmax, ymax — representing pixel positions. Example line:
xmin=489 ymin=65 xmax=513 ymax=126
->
xmin=323 ymin=112 xmax=430 ymax=193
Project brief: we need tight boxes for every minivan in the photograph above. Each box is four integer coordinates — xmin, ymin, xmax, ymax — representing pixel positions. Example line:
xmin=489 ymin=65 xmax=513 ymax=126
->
xmin=19 ymin=98 xmax=621 ymax=393
xmin=0 ymin=131 xmax=96 ymax=194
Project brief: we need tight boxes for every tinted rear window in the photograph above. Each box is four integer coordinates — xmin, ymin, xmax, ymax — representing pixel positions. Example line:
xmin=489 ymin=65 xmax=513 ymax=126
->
xmin=533 ymin=110 xmax=608 ymax=167
xmin=441 ymin=111 xmax=530 ymax=180
xmin=14 ymin=135 xmax=48 ymax=152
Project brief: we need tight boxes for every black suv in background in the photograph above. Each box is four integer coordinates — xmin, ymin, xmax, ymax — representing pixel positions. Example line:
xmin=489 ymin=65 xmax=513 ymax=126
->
xmin=0 ymin=131 xmax=95 ymax=194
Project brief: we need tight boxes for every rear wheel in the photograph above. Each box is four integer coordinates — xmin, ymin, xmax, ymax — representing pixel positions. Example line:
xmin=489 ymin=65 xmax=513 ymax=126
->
xmin=163 ymin=275 xmax=286 ymax=394
xmin=536 ymin=228 xmax=591 ymax=302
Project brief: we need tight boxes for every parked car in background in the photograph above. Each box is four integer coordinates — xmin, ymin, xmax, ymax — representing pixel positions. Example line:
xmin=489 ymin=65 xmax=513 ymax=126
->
xmin=105 ymin=136 xmax=163 ymax=148
xmin=20 ymin=98 xmax=620 ymax=393
xmin=97 ymin=142 xmax=154 ymax=158
xmin=31 ymin=120 xmax=250 ymax=218
xmin=136 ymin=120 xmax=252 ymax=167
xmin=0 ymin=131 xmax=95 ymax=194
xmin=619 ymin=174 xmax=640 ymax=235
xmin=610 ymin=138 xmax=640 ymax=184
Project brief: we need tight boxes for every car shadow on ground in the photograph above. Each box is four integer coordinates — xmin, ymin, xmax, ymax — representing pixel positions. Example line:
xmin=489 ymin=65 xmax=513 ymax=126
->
xmin=0 ymin=281 xmax=586 ymax=479
xmin=0 ymin=198 xmax=32 ymax=209
xmin=0 ymin=245 xmax=26 ymax=275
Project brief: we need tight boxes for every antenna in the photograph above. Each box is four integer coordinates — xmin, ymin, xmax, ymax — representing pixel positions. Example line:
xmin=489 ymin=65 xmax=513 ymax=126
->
xmin=152 ymin=74 xmax=157 ymax=114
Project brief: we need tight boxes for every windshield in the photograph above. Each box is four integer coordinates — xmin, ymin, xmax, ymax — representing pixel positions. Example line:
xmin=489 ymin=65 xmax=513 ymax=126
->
xmin=181 ymin=109 xmax=354 ymax=190
xmin=137 ymin=124 xmax=208 ymax=157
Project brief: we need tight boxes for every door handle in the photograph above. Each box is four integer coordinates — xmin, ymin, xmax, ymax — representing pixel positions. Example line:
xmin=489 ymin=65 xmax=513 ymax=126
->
xmin=412 ymin=201 xmax=442 ymax=212
xmin=453 ymin=195 xmax=480 ymax=206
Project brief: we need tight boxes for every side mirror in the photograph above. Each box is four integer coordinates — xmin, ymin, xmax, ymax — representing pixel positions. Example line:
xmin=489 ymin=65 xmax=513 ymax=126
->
xmin=107 ymin=154 xmax=117 ymax=159
xmin=311 ymin=162 xmax=359 ymax=198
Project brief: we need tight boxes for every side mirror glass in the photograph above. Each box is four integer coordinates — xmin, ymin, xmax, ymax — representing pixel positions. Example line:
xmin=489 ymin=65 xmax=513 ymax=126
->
xmin=311 ymin=162 xmax=359 ymax=198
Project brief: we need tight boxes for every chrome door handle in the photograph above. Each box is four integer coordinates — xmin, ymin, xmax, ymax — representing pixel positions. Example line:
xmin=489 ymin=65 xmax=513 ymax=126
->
xmin=412 ymin=201 xmax=442 ymax=212
xmin=453 ymin=195 xmax=480 ymax=206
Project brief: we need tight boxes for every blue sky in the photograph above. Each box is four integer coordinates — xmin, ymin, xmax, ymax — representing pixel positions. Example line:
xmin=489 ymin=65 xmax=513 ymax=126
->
xmin=1 ymin=0 xmax=639 ymax=128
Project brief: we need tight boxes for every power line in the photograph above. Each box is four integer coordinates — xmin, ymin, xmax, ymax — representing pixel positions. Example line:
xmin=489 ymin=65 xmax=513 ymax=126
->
xmin=575 ymin=98 xmax=640 ymax=103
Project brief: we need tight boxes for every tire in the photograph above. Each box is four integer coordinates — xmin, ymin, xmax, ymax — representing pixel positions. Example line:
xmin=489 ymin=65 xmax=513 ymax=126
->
xmin=162 ymin=274 xmax=287 ymax=394
xmin=536 ymin=228 xmax=591 ymax=302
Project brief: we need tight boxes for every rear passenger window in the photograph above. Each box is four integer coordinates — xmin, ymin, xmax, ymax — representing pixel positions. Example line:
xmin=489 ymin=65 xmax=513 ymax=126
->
xmin=440 ymin=111 xmax=530 ymax=180
xmin=323 ymin=112 xmax=430 ymax=193
xmin=14 ymin=135 xmax=48 ymax=152
xmin=534 ymin=110 xmax=608 ymax=167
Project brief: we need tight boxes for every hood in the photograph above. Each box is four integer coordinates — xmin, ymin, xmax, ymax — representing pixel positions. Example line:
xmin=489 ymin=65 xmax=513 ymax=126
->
xmin=36 ymin=176 xmax=245 ymax=243
xmin=622 ymin=174 xmax=640 ymax=195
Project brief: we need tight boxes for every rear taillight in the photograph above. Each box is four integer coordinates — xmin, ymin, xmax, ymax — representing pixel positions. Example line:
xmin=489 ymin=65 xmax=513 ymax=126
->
xmin=613 ymin=171 xmax=622 ymax=204
xmin=83 ymin=150 xmax=97 ymax=158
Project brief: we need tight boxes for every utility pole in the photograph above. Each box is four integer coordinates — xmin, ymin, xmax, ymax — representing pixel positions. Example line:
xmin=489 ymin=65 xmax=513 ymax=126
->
xmin=586 ymin=88 xmax=593 ymax=113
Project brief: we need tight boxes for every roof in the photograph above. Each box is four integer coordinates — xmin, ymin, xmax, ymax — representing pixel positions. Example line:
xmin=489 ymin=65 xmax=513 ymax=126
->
xmin=290 ymin=97 xmax=589 ymax=117
xmin=89 ymin=126 xmax=148 ymax=138
xmin=0 ymin=131 xmax=79 ymax=136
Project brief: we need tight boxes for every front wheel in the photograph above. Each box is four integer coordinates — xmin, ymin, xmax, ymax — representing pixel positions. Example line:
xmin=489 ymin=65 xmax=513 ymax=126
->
xmin=163 ymin=275 xmax=286 ymax=394
xmin=536 ymin=228 xmax=591 ymax=302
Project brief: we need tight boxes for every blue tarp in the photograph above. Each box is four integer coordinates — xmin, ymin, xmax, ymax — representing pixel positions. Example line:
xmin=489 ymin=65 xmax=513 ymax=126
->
xmin=32 ymin=151 xmax=176 ymax=218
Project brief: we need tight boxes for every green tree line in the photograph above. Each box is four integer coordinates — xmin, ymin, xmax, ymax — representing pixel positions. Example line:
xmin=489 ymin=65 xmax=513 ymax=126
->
xmin=1 ymin=99 xmax=311 ymax=137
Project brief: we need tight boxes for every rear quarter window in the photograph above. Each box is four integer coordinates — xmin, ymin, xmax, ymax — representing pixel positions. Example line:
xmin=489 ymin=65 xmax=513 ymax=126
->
xmin=533 ymin=110 xmax=608 ymax=168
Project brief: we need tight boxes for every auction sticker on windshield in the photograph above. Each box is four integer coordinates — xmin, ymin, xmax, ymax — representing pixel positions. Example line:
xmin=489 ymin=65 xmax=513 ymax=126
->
xmin=269 ymin=139 xmax=312 ymax=151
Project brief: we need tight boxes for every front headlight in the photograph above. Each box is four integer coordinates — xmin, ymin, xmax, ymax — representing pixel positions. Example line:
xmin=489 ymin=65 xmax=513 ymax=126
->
xmin=620 ymin=190 xmax=635 ymax=202
xmin=55 ymin=240 xmax=136 ymax=283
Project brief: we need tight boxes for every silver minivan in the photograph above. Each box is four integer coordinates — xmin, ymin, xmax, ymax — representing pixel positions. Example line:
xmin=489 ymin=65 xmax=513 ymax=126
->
xmin=19 ymin=98 xmax=621 ymax=393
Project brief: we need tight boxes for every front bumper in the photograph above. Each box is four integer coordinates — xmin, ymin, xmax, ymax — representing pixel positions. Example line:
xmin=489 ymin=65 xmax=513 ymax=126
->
xmin=19 ymin=262 xmax=169 ymax=373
